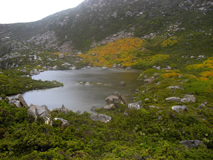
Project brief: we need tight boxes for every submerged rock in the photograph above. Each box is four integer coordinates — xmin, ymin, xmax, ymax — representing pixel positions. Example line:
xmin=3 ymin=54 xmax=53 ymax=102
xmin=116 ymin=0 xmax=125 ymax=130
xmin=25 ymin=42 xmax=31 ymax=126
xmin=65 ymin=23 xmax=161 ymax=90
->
xmin=128 ymin=101 xmax=142 ymax=110
xmin=180 ymin=140 xmax=207 ymax=148
xmin=90 ymin=113 xmax=111 ymax=123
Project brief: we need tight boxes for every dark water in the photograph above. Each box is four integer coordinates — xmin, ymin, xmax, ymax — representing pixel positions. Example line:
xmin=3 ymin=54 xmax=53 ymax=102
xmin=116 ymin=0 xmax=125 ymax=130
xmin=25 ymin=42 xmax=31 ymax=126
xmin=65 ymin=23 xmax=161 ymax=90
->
xmin=22 ymin=68 xmax=142 ymax=112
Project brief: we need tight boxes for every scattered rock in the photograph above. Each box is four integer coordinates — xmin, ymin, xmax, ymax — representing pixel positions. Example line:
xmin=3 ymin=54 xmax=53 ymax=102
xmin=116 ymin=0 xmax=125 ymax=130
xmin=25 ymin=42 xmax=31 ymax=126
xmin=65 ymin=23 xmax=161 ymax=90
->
xmin=156 ymin=66 xmax=161 ymax=70
xmin=165 ymin=97 xmax=181 ymax=102
xmin=172 ymin=105 xmax=187 ymax=113
xmin=102 ymin=65 xmax=108 ymax=70
xmin=28 ymin=104 xmax=51 ymax=124
xmin=53 ymin=118 xmax=69 ymax=128
xmin=180 ymin=140 xmax=207 ymax=149
xmin=128 ymin=101 xmax=142 ymax=110
xmin=87 ymin=66 xmax=91 ymax=69
xmin=105 ymin=93 xmax=127 ymax=107
xmin=125 ymin=66 xmax=132 ymax=70
xmin=149 ymin=106 xmax=159 ymax=109
xmin=144 ymin=77 xmax=154 ymax=84
xmin=103 ymin=104 xmax=115 ymax=110
xmin=145 ymin=98 xmax=149 ymax=101
xmin=91 ymin=106 xmax=98 ymax=112
xmin=30 ymin=68 xmax=40 ymax=75
xmin=119 ymin=81 xmax=126 ymax=86
xmin=59 ymin=53 xmax=64 ymax=58
xmin=181 ymin=94 xmax=196 ymax=103
xmin=53 ymin=105 xmax=69 ymax=114
xmin=76 ymin=110 xmax=81 ymax=114
xmin=112 ymin=64 xmax=117 ymax=68
xmin=168 ymin=86 xmax=180 ymax=89
xmin=90 ymin=113 xmax=111 ymax=123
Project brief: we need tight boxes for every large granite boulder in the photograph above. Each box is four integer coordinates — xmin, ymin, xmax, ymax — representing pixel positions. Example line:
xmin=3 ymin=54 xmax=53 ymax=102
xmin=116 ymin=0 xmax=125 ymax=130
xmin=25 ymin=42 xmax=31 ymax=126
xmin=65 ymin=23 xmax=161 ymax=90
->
xmin=128 ymin=101 xmax=142 ymax=110
xmin=28 ymin=104 xmax=51 ymax=124
xmin=53 ymin=118 xmax=70 ymax=128
xmin=165 ymin=97 xmax=181 ymax=102
xmin=180 ymin=140 xmax=207 ymax=148
xmin=90 ymin=113 xmax=111 ymax=123
xmin=53 ymin=105 xmax=69 ymax=114
xmin=181 ymin=94 xmax=196 ymax=103
xmin=172 ymin=105 xmax=187 ymax=113
xmin=8 ymin=94 xmax=28 ymax=108
xmin=17 ymin=94 xmax=28 ymax=108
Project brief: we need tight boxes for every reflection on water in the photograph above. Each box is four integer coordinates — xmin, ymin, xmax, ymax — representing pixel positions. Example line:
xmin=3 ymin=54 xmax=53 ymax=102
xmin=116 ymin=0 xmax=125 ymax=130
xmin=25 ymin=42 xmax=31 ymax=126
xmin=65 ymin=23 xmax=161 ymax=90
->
xmin=23 ymin=68 xmax=142 ymax=112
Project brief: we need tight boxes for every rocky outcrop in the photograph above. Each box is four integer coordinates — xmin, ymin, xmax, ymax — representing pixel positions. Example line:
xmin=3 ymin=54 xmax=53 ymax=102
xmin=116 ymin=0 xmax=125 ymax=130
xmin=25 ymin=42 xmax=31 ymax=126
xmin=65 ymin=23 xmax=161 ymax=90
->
xmin=27 ymin=104 xmax=51 ymax=124
xmin=181 ymin=94 xmax=196 ymax=103
xmin=128 ymin=101 xmax=142 ymax=110
xmin=90 ymin=113 xmax=111 ymax=123
xmin=180 ymin=140 xmax=207 ymax=149
xmin=103 ymin=104 xmax=115 ymax=110
xmin=52 ymin=105 xmax=69 ymax=114
xmin=53 ymin=118 xmax=70 ymax=128
xmin=8 ymin=94 xmax=28 ymax=108
xmin=105 ymin=92 xmax=127 ymax=107
xmin=165 ymin=97 xmax=181 ymax=102
xmin=91 ymin=106 xmax=98 ymax=112
xmin=172 ymin=105 xmax=187 ymax=113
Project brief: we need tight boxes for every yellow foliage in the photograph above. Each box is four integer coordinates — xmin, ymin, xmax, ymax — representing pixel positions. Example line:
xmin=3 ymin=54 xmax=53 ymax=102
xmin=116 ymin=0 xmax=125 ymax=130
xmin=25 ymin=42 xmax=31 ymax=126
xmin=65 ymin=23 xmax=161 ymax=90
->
xmin=186 ymin=57 xmax=213 ymax=70
xmin=200 ymin=70 xmax=213 ymax=79
xmin=161 ymin=72 xmax=182 ymax=78
xmin=161 ymin=36 xmax=178 ymax=47
xmin=79 ymin=37 xmax=170 ymax=67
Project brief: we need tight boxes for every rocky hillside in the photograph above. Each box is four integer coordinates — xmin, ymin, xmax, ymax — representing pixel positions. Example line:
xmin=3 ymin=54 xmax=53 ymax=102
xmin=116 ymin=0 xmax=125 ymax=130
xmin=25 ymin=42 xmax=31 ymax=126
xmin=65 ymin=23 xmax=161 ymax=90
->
xmin=0 ymin=0 xmax=212 ymax=57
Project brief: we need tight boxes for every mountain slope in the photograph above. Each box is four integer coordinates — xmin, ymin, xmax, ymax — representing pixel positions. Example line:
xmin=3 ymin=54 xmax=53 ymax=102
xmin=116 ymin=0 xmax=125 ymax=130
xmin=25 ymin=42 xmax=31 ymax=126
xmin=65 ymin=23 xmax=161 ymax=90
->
xmin=0 ymin=0 xmax=212 ymax=57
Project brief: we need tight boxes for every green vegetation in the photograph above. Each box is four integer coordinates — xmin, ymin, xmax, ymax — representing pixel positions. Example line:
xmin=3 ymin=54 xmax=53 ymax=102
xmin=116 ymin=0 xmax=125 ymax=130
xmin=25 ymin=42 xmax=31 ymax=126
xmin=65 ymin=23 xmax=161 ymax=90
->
xmin=0 ymin=70 xmax=63 ymax=96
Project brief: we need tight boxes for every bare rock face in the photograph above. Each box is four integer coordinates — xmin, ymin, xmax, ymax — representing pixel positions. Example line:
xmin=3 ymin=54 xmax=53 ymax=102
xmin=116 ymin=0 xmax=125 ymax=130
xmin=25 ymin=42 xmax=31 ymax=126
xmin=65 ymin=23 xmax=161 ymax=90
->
xmin=180 ymin=140 xmax=207 ymax=149
xmin=128 ymin=101 xmax=142 ymax=110
xmin=90 ymin=113 xmax=111 ymax=123
xmin=28 ymin=104 xmax=51 ymax=124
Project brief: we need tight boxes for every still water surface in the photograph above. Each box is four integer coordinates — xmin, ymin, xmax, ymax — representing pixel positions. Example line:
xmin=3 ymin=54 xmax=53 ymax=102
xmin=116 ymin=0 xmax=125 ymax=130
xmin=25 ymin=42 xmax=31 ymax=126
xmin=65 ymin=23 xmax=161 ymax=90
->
xmin=23 ymin=68 xmax=142 ymax=113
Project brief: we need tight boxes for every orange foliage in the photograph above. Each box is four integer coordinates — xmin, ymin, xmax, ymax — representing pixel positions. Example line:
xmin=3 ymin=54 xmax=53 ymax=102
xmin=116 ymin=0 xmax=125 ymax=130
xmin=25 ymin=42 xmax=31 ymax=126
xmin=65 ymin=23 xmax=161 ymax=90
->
xmin=79 ymin=37 xmax=170 ymax=67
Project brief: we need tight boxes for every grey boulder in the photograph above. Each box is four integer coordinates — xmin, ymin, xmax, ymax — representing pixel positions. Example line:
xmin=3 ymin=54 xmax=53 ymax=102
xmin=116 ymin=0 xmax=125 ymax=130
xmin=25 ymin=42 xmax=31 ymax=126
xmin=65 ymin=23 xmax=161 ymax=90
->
xmin=180 ymin=140 xmax=207 ymax=148
xmin=128 ymin=101 xmax=142 ymax=110
xmin=28 ymin=104 xmax=51 ymax=124
xmin=181 ymin=94 xmax=196 ymax=103
xmin=53 ymin=118 xmax=70 ymax=128
xmin=90 ymin=113 xmax=111 ymax=123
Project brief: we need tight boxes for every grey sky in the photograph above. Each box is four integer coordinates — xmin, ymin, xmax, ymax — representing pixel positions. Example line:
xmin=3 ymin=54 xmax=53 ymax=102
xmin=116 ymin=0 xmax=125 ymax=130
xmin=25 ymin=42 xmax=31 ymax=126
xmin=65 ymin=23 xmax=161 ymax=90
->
xmin=0 ymin=0 xmax=85 ymax=24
